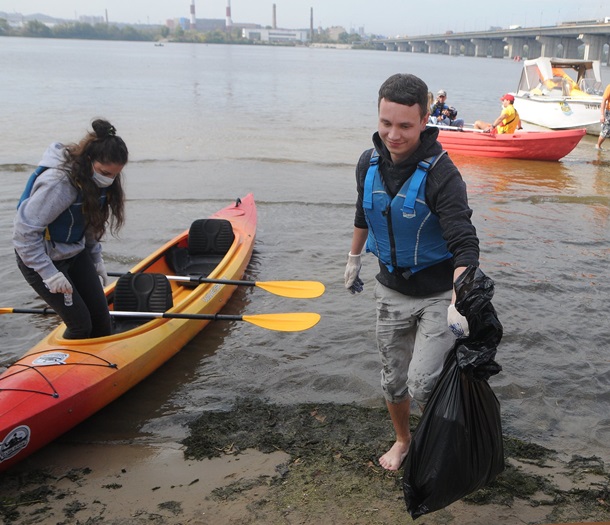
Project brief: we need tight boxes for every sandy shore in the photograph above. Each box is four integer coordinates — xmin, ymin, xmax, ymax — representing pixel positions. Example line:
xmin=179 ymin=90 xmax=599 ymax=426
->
xmin=2 ymin=441 xmax=289 ymax=524
xmin=3 ymin=400 xmax=610 ymax=524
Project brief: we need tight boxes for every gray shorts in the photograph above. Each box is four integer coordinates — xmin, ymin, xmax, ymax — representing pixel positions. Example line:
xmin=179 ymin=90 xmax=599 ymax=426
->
xmin=601 ymin=110 xmax=610 ymax=139
xmin=374 ymin=282 xmax=455 ymax=405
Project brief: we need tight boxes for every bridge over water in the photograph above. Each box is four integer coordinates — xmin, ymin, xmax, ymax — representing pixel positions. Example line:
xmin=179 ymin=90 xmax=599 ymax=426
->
xmin=376 ymin=22 xmax=610 ymax=62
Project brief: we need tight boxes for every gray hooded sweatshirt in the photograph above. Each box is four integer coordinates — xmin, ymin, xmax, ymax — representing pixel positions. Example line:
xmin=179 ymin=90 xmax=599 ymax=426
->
xmin=13 ymin=143 xmax=103 ymax=281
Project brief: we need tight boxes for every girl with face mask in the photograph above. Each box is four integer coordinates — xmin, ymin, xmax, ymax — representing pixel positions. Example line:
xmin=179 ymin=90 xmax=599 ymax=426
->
xmin=13 ymin=119 xmax=128 ymax=339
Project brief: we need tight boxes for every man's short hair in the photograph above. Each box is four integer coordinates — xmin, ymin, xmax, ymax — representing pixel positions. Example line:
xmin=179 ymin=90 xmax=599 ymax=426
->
xmin=378 ymin=74 xmax=429 ymax=119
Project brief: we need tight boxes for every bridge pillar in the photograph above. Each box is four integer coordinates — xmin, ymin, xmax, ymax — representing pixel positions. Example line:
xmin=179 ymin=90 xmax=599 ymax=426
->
xmin=579 ymin=34 xmax=606 ymax=62
xmin=470 ymin=38 xmax=491 ymax=57
xmin=536 ymin=36 xmax=561 ymax=57
xmin=447 ymin=40 xmax=466 ymax=56
xmin=383 ymin=43 xmax=397 ymax=51
xmin=490 ymin=40 xmax=505 ymax=58
xmin=396 ymin=42 xmax=411 ymax=52
xmin=562 ymin=38 xmax=581 ymax=59
xmin=504 ymin=37 xmax=527 ymax=59
xmin=409 ymin=42 xmax=428 ymax=53
xmin=426 ymin=41 xmax=447 ymax=54
xmin=524 ymin=39 xmax=542 ymax=58
xmin=463 ymin=42 xmax=476 ymax=57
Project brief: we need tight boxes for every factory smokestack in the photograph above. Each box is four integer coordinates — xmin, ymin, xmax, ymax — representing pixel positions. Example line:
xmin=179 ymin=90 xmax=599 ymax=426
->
xmin=190 ymin=0 xmax=196 ymax=30
xmin=226 ymin=0 xmax=233 ymax=28
xmin=310 ymin=7 xmax=313 ymax=42
xmin=272 ymin=3 xmax=277 ymax=29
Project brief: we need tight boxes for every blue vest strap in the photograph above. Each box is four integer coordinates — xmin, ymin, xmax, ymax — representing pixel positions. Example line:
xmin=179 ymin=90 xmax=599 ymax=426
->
xmin=402 ymin=157 xmax=435 ymax=216
xmin=362 ymin=151 xmax=379 ymax=210
xmin=17 ymin=166 xmax=48 ymax=209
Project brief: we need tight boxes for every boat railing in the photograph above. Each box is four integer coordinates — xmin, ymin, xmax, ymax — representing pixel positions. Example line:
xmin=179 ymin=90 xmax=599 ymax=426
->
xmin=428 ymin=124 xmax=487 ymax=133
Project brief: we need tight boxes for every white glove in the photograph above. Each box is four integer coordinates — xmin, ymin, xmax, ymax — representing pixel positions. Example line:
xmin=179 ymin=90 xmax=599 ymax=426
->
xmin=94 ymin=261 xmax=109 ymax=286
xmin=43 ymin=272 xmax=73 ymax=294
xmin=344 ymin=252 xmax=363 ymax=294
xmin=447 ymin=304 xmax=470 ymax=338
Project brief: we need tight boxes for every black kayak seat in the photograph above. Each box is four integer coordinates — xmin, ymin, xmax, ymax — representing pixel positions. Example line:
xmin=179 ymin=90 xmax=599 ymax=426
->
xmin=165 ymin=219 xmax=235 ymax=281
xmin=113 ymin=273 xmax=173 ymax=332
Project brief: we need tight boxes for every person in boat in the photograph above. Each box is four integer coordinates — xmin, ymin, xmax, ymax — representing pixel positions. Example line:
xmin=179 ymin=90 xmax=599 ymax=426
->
xmin=550 ymin=67 xmax=585 ymax=96
xmin=13 ymin=119 xmax=128 ymax=339
xmin=473 ymin=93 xmax=521 ymax=134
xmin=344 ymin=73 xmax=479 ymax=471
xmin=428 ymin=89 xmax=464 ymax=129
xmin=596 ymin=83 xmax=610 ymax=151
xmin=429 ymin=90 xmax=447 ymax=123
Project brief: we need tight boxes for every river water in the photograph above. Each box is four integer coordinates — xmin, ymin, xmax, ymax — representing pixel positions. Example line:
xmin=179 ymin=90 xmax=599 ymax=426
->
xmin=1 ymin=37 xmax=610 ymax=463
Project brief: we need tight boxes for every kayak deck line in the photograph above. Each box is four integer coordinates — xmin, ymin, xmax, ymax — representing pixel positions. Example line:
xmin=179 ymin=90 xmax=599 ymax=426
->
xmin=0 ymin=349 xmax=120 ymax=398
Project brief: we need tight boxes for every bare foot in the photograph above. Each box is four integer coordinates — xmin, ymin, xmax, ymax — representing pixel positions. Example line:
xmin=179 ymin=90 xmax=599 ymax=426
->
xmin=379 ymin=439 xmax=410 ymax=471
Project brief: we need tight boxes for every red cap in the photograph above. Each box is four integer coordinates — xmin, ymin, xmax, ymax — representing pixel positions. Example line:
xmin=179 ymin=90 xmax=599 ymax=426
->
xmin=500 ymin=93 xmax=515 ymax=103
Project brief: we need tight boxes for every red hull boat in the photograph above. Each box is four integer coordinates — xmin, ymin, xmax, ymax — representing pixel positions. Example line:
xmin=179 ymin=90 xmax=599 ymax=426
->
xmin=433 ymin=127 xmax=586 ymax=161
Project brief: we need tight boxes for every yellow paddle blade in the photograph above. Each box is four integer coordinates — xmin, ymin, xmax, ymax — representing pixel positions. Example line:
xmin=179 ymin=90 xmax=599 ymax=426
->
xmin=242 ymin=312 xmax=321 ymax=332
xmin=0 ymin=307 xmax=57 ymax=315
xmin=255 ymin=280 xmax=325 ymax=299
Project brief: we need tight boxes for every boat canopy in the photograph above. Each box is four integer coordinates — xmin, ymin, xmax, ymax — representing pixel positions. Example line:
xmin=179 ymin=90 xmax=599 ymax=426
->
xmin=516 ymin=57 xmax=603 ymax=97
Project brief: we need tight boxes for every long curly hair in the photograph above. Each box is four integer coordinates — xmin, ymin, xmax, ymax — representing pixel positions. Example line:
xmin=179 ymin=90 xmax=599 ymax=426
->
xmin=63 ymin=119 xmax=128 ymax=240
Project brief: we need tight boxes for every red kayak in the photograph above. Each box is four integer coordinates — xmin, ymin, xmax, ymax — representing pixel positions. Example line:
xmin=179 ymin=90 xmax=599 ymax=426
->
xmin=433 ymin=126 xmax=586 ymax=161
xmin=0 ymin=195 xmax=258 ymax=471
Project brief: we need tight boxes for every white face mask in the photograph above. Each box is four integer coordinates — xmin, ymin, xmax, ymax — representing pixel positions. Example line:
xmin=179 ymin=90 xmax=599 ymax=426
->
xmin=92 ymin=171 xmax=115 ymax=188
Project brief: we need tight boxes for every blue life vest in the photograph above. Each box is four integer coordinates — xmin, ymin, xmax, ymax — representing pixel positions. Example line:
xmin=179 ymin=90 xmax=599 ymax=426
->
xmin=18 ymin=166 xmax=106 ymax=244
xmin=362 ymin=151 xmax=452 ymax=275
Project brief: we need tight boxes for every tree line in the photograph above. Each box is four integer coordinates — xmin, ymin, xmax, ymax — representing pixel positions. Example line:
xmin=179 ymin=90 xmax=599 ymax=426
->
xmin=0 ymin=18 xmax=376 ymax=47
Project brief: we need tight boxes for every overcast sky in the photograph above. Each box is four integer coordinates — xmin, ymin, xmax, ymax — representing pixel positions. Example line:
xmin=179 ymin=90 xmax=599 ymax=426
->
xmin=1 ymin=0 xmax=608 ymax=37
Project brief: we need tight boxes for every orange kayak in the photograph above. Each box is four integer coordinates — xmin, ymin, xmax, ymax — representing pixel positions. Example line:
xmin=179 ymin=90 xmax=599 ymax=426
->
xmin=0 ymin=194 xmax=256 ymax=472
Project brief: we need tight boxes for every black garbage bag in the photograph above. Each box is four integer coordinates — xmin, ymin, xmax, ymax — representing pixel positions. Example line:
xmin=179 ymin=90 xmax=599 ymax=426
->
xmin=454 ymin=265 xmax=503 ymax=381
xmin=402 ymin=266 xmax=504 ymax=519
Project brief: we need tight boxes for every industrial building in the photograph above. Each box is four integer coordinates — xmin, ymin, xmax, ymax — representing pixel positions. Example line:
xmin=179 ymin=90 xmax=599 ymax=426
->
xmin=241 ymin=28 xmax=310 ymax=43
xmin=178 ymin=1 xmax=313 ymax=43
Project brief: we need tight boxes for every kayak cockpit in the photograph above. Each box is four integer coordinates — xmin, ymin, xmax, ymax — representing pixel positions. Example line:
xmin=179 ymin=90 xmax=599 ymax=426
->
xmin=112 ymin=273 xmax=174 ymax=333
xmin=110 ymin=218 xmax=236 ymax=334
xmin=165 ymin=218 xmax=235 ymax=281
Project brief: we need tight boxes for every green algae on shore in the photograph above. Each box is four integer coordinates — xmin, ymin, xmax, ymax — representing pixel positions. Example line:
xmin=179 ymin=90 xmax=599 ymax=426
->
xmin=183 ymin=398 xmax=610 ymax=524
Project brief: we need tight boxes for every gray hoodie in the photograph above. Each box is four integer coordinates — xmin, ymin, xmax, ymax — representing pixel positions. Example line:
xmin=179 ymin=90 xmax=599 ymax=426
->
xmin=13 ymin=143 xmax=103 ymax=281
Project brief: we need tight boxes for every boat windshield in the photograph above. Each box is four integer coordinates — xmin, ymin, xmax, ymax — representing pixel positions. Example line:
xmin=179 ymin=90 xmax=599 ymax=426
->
xmin=578 ymin=72 xmax=604 ymax=95
xmin=517 ymin=63 xmax=542 ymax=92
xmin=517 ymin=59 xmax=603 ymax=97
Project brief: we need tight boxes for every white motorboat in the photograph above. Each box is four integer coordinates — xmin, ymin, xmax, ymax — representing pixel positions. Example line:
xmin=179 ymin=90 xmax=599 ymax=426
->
xmin=512 ymin=57 xmax=604 ymax=136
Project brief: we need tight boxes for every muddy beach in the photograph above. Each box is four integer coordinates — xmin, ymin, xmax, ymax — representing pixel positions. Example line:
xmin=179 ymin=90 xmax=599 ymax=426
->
xmin=2 ymin=399 xmax=610 ymax=525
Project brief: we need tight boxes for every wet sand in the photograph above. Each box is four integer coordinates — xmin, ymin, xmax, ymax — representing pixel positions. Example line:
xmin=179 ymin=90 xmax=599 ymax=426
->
xmin=2 ymin=442 xmax=288 ymax=524
xmin=2 ymin=400 xmax=610 ymax=524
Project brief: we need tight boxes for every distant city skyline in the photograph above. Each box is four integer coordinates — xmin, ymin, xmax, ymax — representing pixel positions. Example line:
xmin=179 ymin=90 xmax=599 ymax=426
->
xmin=0 ymin=0 xmax=608 ymax=37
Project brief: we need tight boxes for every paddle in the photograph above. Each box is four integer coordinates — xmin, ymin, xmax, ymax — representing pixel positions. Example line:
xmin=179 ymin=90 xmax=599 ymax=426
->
xmin=0 ymin=307 xmax=320 ymax=332
xmin=107 ymin=272 xmax=325 ymax=299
